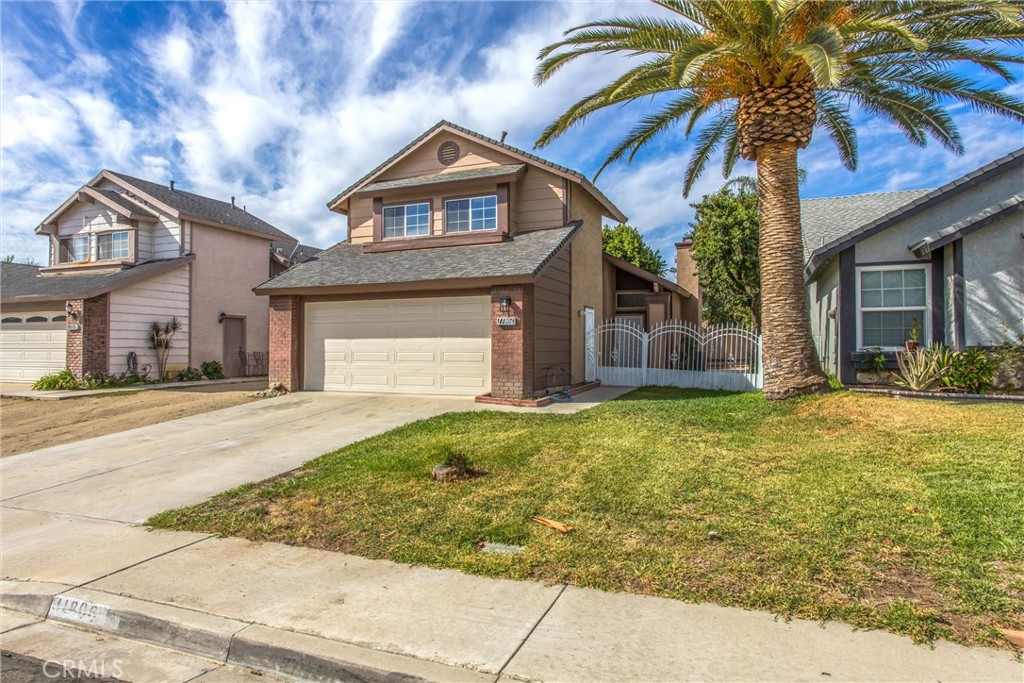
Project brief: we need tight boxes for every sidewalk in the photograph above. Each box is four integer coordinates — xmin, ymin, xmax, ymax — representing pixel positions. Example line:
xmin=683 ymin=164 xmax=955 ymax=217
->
xmin=2 ymin=511 xmax=1021 ymax=682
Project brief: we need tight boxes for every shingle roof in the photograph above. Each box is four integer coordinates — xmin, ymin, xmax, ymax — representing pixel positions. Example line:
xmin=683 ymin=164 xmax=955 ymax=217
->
xmin=1 ymin=257 xmax=193 ymax=303
xmin=91 ymin=188 xmax=156 ymax=217
xmin=256 ymin=224 xmax=580 ymax=292
xmin=105 ymin=171 xmax=293 ymax=241
xmin=910 ymin=194 xmax=1024 ymax=257
xmin=800 ymin=189 xmax=931 ymax=262
xmin=803 ymin=148 xmax=1024 ymax=277
xmin=357 ymin=164 xmax=526 ymax=195
xmin=270 ymin=240 xmax=323 ymax=266
xmin=327 ymin=121 xmax=627 ymax=222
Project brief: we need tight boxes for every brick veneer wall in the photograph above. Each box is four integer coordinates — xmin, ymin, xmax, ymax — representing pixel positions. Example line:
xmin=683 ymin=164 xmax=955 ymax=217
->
xmin=490 ymin=284 xmax=534 ymax=399
xmin=269 ymin=295 xmax=302 ymax=390
xmin=66 ymin=295 xmax=109 ymax=379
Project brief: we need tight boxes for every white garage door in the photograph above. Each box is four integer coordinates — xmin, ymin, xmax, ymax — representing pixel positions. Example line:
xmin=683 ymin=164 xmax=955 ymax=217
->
xmin=304 ymin=296 xmax=491 ymax=395
xmin=0 ymin=313 xmax=67 ymax=382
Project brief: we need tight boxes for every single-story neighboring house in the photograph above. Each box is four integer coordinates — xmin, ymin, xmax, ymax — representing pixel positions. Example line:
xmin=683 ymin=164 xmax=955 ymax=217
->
xmin=0 ymin=170 xmax=312 ymax=382
xmin=802 ymin=148 xmax=1023 ymax=384
xmin=258 ymin=121 xmax=698 ymax=398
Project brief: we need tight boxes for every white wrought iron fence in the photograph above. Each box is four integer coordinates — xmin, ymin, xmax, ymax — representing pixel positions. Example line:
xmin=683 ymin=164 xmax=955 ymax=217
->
xmin=586 ymin=319 xmax=762 ymax=391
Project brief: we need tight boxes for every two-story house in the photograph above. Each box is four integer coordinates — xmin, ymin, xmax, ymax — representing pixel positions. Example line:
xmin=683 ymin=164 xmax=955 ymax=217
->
xmin=259 ymin=121 xmax=698 ymax=399
xmin=0 ymin=170 xmax=303 ymax=382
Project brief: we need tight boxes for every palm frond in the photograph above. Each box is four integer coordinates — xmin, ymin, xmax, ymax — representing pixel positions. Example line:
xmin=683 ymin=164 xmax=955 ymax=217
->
xmin=815 ymin=92 xmax=859 ymax=170
xmin=684 ymin=113 xmax=734 ymax=196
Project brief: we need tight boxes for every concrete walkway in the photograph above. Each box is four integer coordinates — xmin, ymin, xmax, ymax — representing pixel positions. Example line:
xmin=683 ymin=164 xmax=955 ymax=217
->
xmin=2 ymin=390 xmax=1021 ymax=682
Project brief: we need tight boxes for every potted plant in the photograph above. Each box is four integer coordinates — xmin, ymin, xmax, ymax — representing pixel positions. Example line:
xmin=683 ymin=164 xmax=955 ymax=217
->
xmin=905 ymin=318 xmax=920 ymax=353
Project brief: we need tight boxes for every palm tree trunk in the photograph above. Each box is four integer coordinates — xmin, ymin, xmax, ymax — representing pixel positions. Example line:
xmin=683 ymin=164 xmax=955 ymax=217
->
xmin=756 ymin=143 xmax=831 ymax=400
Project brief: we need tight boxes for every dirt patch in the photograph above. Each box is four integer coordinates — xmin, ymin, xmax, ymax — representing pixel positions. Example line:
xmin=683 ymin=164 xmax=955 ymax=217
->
xmin=0 ymin=385 xmax=264 ymax=457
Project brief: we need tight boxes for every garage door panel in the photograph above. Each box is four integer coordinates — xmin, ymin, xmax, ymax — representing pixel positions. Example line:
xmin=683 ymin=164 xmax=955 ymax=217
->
xmin=305 ymin=296 xmax=490 ymax=395
xmin=1 ymin=317 xmax=67 ymax=382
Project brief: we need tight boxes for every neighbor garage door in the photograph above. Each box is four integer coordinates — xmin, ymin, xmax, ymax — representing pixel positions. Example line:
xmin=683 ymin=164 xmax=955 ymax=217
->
xmin=304 ymin=296 xmax=491 ymax=395
xmin=0 ymin=313 xmax=67 ymax=382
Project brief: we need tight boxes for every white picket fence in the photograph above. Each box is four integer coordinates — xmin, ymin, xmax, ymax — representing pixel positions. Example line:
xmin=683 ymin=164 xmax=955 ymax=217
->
xmin=586 ymin=319 xmax=763 ymax=392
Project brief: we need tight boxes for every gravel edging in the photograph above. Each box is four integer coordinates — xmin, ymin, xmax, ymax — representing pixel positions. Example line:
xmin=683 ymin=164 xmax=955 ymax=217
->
xmin=850 ymin=387 xmax=1024 ymax=403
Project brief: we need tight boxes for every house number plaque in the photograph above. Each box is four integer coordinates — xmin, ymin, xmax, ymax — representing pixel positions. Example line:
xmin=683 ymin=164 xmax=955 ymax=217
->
xmin=496 ymin=316 xmax=518 ymax=327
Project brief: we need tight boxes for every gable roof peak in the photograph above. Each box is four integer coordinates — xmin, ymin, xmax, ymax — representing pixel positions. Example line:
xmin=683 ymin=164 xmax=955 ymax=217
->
xmin=326 ymin=120 xmax=627 ymax=223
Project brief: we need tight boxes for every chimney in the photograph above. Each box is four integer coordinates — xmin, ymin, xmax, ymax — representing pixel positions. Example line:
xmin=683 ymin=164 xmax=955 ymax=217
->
xmin=231 ymin=196 xmax=236 ymax=208
xmin=675 ymin=236 xmax=702 ymax=316
xmin=169 ymin=179 xmax=175 ymax=191
xmin=499 ymin=131 xmax=508 ymax=143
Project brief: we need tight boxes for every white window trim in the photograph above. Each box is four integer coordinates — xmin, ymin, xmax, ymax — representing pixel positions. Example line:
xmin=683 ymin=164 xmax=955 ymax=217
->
xmin=96 ymin=230 xmax=131 ymax=260
xmin=444 ymin=194 xmax=498 ymax=234
xmin=382 ymin=202 xmax=431 ymax=239
xmin=855 ymin=263 xmax=931 ymax=350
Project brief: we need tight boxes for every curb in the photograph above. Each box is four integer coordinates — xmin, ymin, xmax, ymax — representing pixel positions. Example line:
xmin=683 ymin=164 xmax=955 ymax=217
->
xmin=1 ymin=581 xmax=496 ymax=683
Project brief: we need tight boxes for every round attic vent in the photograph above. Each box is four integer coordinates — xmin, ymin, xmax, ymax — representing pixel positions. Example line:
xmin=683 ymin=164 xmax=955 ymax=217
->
xmin=437 ymin=141 xmax=460 ymax=166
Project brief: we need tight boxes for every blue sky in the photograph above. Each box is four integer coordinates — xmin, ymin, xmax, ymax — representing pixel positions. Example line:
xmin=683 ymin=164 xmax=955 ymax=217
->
xmin=2 ymin=1 xmax=1022 ymax=267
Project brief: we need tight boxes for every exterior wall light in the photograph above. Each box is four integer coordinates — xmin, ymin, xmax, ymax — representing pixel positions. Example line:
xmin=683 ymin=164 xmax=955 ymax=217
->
xmin=218 ymin=312 xmax=227 ymax=324
xmin=65 ymin=301 xmax=78 ymax=321
xmin=499 ymin=295 xmax=512 ymax=313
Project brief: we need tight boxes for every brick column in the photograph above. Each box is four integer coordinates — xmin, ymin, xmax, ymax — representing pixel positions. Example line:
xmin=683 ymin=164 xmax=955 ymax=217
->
xmin=65 ymin=295 xmax=109 ymax=379
xmin=490 ymin=284 xmax=534 ymax=399
xmin=269 ymin=295 xmax=302 ymax=391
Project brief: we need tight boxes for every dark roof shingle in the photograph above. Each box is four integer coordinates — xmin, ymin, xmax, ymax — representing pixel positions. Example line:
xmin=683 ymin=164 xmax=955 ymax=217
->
xmin=106 ymin=171 xmax=293 ymax=241
xmin=1 ymin=257 xmax=193 ymax=302
xmin=257 ymin=224 xmax=580 ymax=292
xmin=800 ymin=190 xmax=931 ymax=262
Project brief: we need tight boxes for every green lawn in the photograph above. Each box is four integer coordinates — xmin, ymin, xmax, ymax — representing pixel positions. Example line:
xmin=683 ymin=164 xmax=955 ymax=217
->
xmin=148 ymin=388 xmax=1024 ymax=649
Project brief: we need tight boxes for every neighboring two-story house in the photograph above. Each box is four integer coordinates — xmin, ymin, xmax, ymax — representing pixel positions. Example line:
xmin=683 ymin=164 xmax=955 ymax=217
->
xmin=0 ymin=170 xmax=301 ymax=382
xmin=259 ymin=121 xmax=698 ymax=399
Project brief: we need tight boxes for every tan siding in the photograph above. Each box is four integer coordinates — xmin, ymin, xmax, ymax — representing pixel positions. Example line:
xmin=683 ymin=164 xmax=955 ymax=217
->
xmin=108 ymin=265 xmax=190 ymax=376
xmin=514 ymin=169 xmax=565 ymax=232
xmin=533 ymin=244 xmax=572 ymax=388
xmin=568 ymin=186 xmax=607 ymax=380
xmin=378 ymin=136 xmax=518 ymax=181
xmin=152 ymin=215 xmax=183 ymax=258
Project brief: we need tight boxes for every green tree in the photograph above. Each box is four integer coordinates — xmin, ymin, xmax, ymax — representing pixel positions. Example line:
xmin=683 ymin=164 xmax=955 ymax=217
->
xmin=533 ymin=0 xmax=1023 ymax=400
xmin=689 ymin=183 xmax=761 ymax=329
xmin=602 ymin=223 xmax=668 ymax=276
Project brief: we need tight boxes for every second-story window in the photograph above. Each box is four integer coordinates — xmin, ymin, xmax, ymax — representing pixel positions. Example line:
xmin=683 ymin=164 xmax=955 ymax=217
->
xmin=445 ymin=195 xmax=497 ymax=233
xmin=383 ymin=202 xmax=430 ymax=238
xmin=97 ymin=231 xmax=130 ymax=260
xmin=59 ymin=235 xmax=89 ymax=263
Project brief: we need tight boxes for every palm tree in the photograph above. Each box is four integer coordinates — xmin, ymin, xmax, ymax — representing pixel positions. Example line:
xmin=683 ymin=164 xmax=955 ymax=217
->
xmin=534 ymin=0 xmax=1023 ymax=400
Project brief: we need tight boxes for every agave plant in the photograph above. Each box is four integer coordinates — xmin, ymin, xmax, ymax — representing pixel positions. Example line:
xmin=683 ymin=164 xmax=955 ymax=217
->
xmin=894 ymin=347 xmax=942 ymax=391
xmin=533 ymin=0 xmax=1024 ymax=400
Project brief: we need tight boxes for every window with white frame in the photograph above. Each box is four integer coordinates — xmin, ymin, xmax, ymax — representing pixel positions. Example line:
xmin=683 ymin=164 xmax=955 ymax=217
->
xmin=445 ymin=195 xmax=497 ymax=233
xmin=59 ymin=235 xmax=89 ymax=263
xmin=97 ymin=231 xmax=130 ymax=260
xmin=857 ymin=266 xmax=928 ymax=348
xmin=382 ymin=202 xmax=430 ymax=239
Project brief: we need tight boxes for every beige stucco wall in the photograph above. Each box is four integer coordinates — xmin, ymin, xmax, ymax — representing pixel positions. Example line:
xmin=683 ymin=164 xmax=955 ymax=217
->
xmin=190 ymin=224 xmax=271 ymax=370
xmin=567 ymin=185 xmax=606 ymax=382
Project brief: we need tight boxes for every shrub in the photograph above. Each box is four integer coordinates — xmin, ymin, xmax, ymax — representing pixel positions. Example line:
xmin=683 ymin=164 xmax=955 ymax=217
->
xmin=942 ymin=348 xmax=996 ymax=394
xmin=894 ymin=349 xmax=942 ymax=391
xmin=176 ymin=367 xmax=204 ymax=382
xmin=32 ymin=368 xmax=79 ymax=390
xmin=200 ymin=360 xmax=226 ymax=380
xmin=826 ymin=373 xmax=843 ymax=390
xmin=864 ymin=346 xmax=887 ymax=373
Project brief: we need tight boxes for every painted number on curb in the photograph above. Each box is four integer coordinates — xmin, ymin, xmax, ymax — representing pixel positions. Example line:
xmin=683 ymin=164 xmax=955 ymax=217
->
xmin=49 ymin=596 xmax=121 ymax=630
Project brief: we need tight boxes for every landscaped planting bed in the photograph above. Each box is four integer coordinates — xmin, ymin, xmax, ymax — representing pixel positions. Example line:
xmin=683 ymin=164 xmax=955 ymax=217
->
xmin=149 ymin=388 xmax=1024 ymax=650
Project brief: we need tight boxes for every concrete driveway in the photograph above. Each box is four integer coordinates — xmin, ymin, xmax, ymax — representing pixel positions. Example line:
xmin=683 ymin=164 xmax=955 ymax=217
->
xmin=0 ymin=392 xmax=477 ymax=523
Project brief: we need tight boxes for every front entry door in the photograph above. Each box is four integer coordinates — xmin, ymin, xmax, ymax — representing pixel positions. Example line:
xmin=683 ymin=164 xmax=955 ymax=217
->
xmin=223 ymin=317 xmax=245 ymax=376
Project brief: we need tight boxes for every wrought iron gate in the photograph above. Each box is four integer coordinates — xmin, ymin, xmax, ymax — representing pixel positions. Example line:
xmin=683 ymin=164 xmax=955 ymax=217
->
xmin=586 ymin=319 xmax=763 ymax=392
